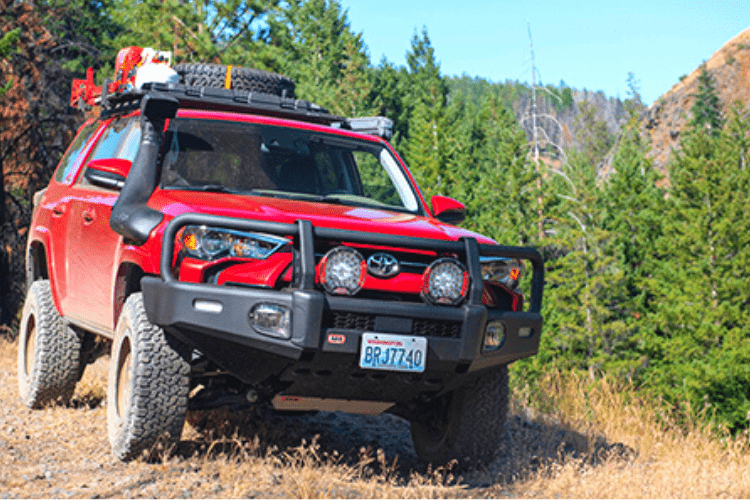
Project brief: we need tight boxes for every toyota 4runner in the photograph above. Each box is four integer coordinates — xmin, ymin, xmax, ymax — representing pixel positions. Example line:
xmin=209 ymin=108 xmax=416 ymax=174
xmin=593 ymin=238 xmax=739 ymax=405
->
xmin=19 ymin=48 xmax=544 ymax=465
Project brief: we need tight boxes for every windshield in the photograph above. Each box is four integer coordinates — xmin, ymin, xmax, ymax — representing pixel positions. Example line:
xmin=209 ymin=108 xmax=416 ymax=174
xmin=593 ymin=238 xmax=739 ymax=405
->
xmin=160 ymin=118 xmax=422 ymax=213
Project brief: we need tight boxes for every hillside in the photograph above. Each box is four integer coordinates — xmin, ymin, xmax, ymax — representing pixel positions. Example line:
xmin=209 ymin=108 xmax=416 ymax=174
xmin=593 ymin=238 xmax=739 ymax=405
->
xmin=447 ymin=76 xmax=629 ymax=158
xmin=642 ymin=26 xmax=750 ymax=173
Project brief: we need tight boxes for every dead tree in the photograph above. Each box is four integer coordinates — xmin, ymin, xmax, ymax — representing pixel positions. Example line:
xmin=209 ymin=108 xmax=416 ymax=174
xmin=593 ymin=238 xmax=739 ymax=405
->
xmin=0 ymin=0 xmax=80 ymax=334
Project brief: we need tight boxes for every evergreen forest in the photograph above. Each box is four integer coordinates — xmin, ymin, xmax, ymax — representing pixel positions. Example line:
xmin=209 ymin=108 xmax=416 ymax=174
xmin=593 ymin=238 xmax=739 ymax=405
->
xmin=1 ymin=0 xmax=749 ymax=433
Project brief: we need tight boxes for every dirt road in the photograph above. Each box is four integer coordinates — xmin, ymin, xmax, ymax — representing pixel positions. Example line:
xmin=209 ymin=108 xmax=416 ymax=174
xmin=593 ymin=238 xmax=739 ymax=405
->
xmin=0 ymin=337 xmax=615 ymax=498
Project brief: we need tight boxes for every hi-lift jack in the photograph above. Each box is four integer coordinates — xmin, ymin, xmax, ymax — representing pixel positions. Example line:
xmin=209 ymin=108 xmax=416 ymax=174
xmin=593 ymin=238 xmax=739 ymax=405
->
xmin=70 ymin=46 xmax=177 ymax=109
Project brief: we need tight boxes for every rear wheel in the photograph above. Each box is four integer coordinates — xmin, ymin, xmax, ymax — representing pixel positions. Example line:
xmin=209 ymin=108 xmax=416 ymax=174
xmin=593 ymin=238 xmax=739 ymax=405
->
xmin=410 ymin=365 xmax=509 ymax=466
xmin=174 ymin=63 xmax=296 ymax=97
xmin=107 ymin=293 xmax=191 ymax=461
xmin=17 ymin=280 xmax=82 ymax=408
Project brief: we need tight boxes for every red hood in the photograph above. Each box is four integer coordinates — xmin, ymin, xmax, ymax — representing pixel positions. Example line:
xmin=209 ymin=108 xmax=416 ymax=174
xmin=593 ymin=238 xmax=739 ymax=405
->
xmin=150 ymin=189 xmax=495 ymax=244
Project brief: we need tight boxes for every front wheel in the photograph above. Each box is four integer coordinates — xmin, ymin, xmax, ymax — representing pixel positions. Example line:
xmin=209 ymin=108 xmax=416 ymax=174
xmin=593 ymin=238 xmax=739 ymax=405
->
xmin=410 ymin=365 xmax=510 ymax=466
xmin=107 ymin=293 xmax=191 ymax=461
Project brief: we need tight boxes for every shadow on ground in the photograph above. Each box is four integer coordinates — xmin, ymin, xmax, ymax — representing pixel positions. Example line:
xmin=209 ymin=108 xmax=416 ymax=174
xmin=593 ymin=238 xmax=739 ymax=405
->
xmin=170 ymin=403 xmax=636 ymax=488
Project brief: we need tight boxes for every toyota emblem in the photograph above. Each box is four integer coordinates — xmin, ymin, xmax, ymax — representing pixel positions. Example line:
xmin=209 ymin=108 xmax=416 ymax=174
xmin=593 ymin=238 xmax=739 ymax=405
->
xmin=367 ymin=253 xmax=400 ymax=278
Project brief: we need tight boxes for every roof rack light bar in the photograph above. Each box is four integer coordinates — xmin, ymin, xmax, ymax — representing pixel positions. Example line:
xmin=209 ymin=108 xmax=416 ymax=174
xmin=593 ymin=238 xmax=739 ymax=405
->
xmin=334 ymin=116 xmax=394 ymax=140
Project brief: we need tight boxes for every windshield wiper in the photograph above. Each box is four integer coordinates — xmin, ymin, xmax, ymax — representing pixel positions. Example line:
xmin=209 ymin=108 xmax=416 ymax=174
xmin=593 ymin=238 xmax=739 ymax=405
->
xmin=321 ymin=194 xmax=391 ymax=209
xmin=172 ymin=184 xmax=241 ymax=194
xmin=249 ymin=189 xmax=325 ymax=202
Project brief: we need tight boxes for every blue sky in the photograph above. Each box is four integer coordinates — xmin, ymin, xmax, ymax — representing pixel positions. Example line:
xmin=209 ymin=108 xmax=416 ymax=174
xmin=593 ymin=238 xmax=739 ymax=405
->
xmin=340 ymin=0 xmax=750 ymax=105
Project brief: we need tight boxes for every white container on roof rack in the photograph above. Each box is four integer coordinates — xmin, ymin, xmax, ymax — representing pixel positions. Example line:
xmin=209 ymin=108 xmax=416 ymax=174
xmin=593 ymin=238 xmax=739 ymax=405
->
xmin=135 ymin=63 xmax=179 ymax=90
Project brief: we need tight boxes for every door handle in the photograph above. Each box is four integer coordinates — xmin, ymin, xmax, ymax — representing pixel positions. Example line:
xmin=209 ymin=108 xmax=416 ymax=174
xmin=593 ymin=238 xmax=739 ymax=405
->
xmin=82 ymin=209 xmax=95 ymax=224
xmin=52 ymin=203 xmax=66 ymax=217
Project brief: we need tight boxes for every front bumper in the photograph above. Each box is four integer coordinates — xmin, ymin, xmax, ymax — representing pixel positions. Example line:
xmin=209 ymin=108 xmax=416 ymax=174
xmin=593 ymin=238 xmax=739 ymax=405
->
xmin=141 ymin=213 xmax=544 ymax=397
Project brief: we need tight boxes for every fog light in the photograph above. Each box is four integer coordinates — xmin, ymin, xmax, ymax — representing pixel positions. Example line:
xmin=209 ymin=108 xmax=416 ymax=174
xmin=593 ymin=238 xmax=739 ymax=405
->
xmin=319 ymin=246 xmax=366 ymax=296
xmin=421 ymin=258 xmax=469 ymax=306
xmin=250 ymin=303 xmax=291 ymax=339
xmin=484 ymin=320 xmax=505 ymax=351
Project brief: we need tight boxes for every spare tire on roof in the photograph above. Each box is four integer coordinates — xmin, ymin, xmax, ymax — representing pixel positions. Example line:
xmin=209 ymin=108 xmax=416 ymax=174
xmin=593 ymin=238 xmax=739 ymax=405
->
xmin=174 ymin=63 xmax=295 ymax=98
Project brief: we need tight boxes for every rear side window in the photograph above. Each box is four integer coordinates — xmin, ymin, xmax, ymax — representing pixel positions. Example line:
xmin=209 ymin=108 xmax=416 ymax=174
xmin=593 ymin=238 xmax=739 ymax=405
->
xmin=54 ymin=120 xmax=100 ymax=184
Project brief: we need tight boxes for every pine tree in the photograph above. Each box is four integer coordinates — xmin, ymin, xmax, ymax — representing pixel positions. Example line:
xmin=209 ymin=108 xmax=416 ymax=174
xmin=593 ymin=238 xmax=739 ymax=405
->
xmin=396 ymin=28 xmax=448 ymax=148
xmin=109 ymin=0 xmax=276 ymax=65
xmin=403 ymin=27 xmax=447 ymax=111
xmin=653 ymin=103 xmax=750 ymax=431
xmin=456 ymin=93 xmax=536 ymax=246
xmin=689 ymin=65 xmax=724 ymax=136
xmin=573 ymin=100 xmax=614 ymax=166
xmin=401 ymin=28 xmax=452 ymax=200
xmin=600 ymin=116 xmax=665 ymax=379
xmin=370 ymin=58 xmax=409 ymax=140
xmin=40 ymin=0 xmax=120 ymax=75
xmin=624 ymin=71 xmax=645 ymax=115
xmin=260 ymin=0 xmax=373 ymax=116
xmin=531 ymin=151 xmax=629 ymax=375
xmin=404 ymin=98 xmax=448 ymax=198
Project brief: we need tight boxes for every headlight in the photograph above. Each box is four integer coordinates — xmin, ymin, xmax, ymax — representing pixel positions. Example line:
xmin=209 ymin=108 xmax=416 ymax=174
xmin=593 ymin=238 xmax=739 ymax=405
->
xmin=181 ymin=225 xmax=288 ymax=260
xmin=421 ymin=258 xmax=469 ymax=306
xmin=319 ymin=246 xmax=366 ymax=296
xmin=480 ymin=257 xmax=524 ymax=289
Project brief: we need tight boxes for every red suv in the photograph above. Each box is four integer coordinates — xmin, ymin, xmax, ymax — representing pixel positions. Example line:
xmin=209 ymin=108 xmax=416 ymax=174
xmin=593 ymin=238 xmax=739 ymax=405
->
xmin=19 ymin=62 xmax=544 ymax=465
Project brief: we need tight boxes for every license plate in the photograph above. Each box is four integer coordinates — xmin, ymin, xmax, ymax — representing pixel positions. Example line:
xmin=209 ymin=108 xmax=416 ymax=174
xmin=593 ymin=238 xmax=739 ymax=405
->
xmin=359 ymin=333 xmax=427 ymax=373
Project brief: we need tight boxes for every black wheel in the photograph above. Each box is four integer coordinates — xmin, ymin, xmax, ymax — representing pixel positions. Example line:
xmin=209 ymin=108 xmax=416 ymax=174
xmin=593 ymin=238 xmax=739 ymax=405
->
xmin=174 ymin=63 xmax=295 ymax=98
xmin=17 ymin=280 xmax=82 ymax=408
xmin=107 ymin=293 xmax=190 ymax=461
xmin=410 ymin=365 xmax=510 ymax=466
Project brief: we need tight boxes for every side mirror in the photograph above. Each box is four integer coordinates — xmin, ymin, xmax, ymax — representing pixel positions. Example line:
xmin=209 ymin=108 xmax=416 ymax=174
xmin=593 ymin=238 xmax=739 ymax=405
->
xmin=431 ymin=195 xmax=466 ymax=224
xmin=84 ymin=158 xmax=132 ymax=190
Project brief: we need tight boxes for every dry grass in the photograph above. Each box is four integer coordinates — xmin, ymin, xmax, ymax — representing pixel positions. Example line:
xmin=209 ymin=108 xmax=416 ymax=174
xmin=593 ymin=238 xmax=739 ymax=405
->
xmin=1 ymin=336 xmax=749 ymax=498
xmin=498 ymin=373 xmax=750 ymax=498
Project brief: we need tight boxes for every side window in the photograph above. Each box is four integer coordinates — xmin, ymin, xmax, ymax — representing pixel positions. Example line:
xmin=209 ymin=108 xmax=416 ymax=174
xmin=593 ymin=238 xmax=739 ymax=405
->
xmin=117 ymin=120 xmax=141 ymax=162
xmin=54 ymin=120 xmax=101 ymax=184
xmin=79 ymin=117 xmax=141 ymax=186
xmin=88 ymin=117 xmax=134 ymax=163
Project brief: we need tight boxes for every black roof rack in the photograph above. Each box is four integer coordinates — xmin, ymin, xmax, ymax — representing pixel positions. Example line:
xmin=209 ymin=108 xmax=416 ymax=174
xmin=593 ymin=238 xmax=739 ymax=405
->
xmin=98 ymin=82 xmax=394 ymax=139
xmin=100 ymin=82 xmax=342 ymax=124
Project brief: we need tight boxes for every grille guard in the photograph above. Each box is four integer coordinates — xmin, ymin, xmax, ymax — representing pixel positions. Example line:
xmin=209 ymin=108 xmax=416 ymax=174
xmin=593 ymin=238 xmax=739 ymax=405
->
xmin=158 ymin=212 xmax=544 ymax=312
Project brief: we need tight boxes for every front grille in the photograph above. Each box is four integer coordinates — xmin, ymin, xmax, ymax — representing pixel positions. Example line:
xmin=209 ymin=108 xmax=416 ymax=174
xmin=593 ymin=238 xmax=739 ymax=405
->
xmin=324 ymin=311 xmax=462 ymax=339
xmin=413 ymin=319 xmax=462 ymax=338
xmin=325 ymin=311 xmax=376 ymax=331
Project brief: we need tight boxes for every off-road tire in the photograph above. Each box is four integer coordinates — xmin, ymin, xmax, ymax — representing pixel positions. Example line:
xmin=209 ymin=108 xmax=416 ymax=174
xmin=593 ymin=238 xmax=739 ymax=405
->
xmin=17 ymin=280 xmax=82 ymax=408
xmin=174 ymin=63 xmax=296 ymax=98
xmin=107 ymin=293 xmax=191 ymax=461
xmin=410 ymin=365 xmax=509 ymax=466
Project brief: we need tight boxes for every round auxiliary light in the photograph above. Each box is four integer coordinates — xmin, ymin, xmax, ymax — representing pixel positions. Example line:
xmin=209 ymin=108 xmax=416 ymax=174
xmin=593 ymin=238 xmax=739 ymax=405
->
xmin=421 ymin=258 xmax=470 ymax=306
xmin=319 ymin=246 xmax=367 ymax=296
